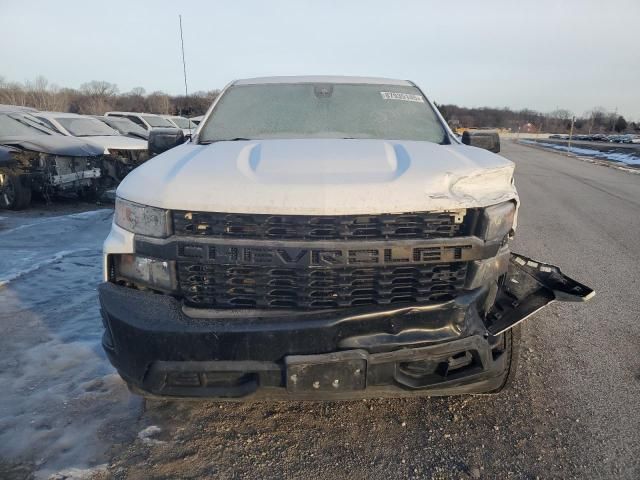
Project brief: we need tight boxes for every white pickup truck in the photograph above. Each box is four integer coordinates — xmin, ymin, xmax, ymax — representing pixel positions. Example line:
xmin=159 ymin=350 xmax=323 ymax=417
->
xmin=99 ymin=76 xmax=593 ymax=400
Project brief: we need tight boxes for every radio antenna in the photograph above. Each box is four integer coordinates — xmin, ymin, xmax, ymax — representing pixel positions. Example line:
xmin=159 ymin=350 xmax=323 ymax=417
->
xmin=179 ymin=14 xmax=188 ymax=98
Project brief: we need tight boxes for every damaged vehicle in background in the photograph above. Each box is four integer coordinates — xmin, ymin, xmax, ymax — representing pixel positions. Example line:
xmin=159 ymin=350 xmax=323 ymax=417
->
xmin=104 ymin=111 xmax=176 ymax=132
xmin=94 ymin=115 xmax=149 ymax=140
xmin=99 ymin=76 xmax=594 ymax=400
xmin=160 ymin=114 xmax=197 ymax=137
xmin=0 ymin=108 xmax=103 ymax=209
xmin=34 ymin=112 xmax=149 ymax=185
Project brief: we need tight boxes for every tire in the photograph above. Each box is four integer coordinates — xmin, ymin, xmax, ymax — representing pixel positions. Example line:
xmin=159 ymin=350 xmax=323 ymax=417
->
xmin=484 ymin=324 xmax=521 ymax=394
xmin=78 ymin=183 xmax=103 ymax=204
xmin=0 ymin=173 xmax=32 ymax=210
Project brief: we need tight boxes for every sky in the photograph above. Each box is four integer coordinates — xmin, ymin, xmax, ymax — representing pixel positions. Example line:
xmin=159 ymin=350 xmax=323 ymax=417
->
xmin=1 ymin=0 xmax=638 ymax=119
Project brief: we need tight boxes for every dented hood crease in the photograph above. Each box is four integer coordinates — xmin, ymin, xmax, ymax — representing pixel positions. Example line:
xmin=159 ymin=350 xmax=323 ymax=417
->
xmin=117 ymin=138 xmax=518 ymax=214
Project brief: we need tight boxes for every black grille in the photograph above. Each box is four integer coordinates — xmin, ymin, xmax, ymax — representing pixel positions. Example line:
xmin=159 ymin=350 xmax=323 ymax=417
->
xmin=172 ymin=211 xmax=470 ymax=240
xmin=178 ymin=262 xmax=468 ymax=309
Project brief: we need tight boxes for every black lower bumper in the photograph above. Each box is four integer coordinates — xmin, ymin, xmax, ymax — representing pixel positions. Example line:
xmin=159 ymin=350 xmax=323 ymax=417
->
xmin=98 ymin=253 xmax=593 ymax=399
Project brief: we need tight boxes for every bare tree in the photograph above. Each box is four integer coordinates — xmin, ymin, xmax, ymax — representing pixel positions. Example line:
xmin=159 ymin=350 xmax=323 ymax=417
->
xmin=146 ymin=91 xmax=171 ymax=114
xmin=130 ymin=87 xmax=146 ymax=97
xmin=80 ymin=80 xmax=119 ymax=98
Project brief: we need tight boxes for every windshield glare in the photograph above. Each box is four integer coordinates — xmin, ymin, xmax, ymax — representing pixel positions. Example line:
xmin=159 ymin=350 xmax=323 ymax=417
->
xmin=142 ymin=115 xmax=174 ymax=127
xmin=199 ymin=83 xmax=447 ymax=144
xmin=104 ymin=117 xmax=147 ymax=136
xmin=170 ymin=117 xmax=193 ymax=129
xmin=0 ymin=114 xmax=51 ymax=137
xmin=57 ymin=117 xmax=119 ymax=136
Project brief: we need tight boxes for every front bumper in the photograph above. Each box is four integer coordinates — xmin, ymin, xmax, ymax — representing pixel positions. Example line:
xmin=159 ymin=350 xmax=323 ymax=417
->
xmin=99 ymin=284 xmax=510 ymax=399
xmin=98 ymin=253 xmax=593 ymax=399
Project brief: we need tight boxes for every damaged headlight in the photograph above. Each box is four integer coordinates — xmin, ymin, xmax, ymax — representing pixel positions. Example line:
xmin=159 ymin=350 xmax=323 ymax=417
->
xmin=478 ymin=201 xmax=516 ymax=242
xmin=114 ymin=197 xmax=172 ymax=238
xmin=114 ymin=254 xmax=177 ymax=291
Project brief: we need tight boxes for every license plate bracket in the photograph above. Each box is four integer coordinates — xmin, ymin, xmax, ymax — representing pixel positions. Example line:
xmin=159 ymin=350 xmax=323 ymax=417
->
xmin=285 ymin=350 xmax=367 ymax=393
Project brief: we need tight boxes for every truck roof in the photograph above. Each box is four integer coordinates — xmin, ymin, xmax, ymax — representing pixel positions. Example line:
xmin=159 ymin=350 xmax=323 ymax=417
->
xmin=233 ymin=75 xmax=413 ymax=86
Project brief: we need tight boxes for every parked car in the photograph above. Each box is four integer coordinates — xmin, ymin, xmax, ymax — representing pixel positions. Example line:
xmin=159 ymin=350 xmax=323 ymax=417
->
xmin=99 ymin=76 xmax=594 ymax=400
xmin=33 ymin=112 xmax=149 ymax=185
xmin=0 ymin=108 xmax=103 ymax=209
xmin=160 ymin=115 xmax=197 ymax=136
xmin=606 ymin=134 xmax=632 ymax=144
xmin=104 ymin=111 xmax=176 ymax=132
xmin=94 ymin=115 xmax=149 ymax=140
xmin=189 ymin=115 xmax=204 ymax=126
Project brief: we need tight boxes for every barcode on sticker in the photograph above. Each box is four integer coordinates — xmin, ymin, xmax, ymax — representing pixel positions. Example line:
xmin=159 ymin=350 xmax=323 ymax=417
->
xmin=380 ymin=92 xmax=425 ymax=103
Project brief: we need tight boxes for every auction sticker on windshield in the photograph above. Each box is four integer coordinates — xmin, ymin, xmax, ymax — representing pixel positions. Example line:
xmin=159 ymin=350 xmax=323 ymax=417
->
xmin=380 ymin=92 xmax=425 ymax=102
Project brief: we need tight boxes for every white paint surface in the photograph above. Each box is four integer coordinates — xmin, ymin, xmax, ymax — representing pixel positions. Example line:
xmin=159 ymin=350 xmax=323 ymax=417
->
xmin=116 ymin=139 xmax=518 ymax=215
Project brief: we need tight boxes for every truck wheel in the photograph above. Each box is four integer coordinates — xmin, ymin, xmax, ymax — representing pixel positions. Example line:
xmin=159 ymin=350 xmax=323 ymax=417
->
xmin=0 ymin=174 xmax=32 ymax=210
xmin=484 ymin=324 xmax=521 ymax=394
xmin=78 ymin=184 xmax=103 ymax=203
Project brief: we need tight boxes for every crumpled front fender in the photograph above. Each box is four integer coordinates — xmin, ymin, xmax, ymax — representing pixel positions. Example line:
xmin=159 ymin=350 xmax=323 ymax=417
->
xmin=487 ymin=253 xmax=595 ymax=335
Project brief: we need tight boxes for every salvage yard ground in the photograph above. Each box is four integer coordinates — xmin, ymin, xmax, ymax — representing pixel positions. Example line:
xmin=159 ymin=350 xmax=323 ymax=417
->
xmin=1 ymin=141 xmax=639 ymax=479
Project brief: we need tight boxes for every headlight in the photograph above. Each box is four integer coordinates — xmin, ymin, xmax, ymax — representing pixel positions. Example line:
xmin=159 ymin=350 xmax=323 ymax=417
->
xmin=113 ymin=254 xmax=176 ymax=291
xmin=478 ymin=201 xmax=516 ymax=242
xmin=114 ymin=197 xmax=172 ymax=238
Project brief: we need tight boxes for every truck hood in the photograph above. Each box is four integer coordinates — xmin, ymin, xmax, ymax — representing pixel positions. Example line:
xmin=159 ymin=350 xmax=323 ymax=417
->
xmin=0 ymin=135 xmax=105 ymax=157
xmin=80 ymin=135 xmax=147 ymax=151
xmin=117 ymin=139 xmax=518 ymax=214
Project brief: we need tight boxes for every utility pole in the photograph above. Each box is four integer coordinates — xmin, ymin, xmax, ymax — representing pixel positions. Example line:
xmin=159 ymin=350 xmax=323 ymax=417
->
xmin=567 ymin=116 xmax=575 ymax=155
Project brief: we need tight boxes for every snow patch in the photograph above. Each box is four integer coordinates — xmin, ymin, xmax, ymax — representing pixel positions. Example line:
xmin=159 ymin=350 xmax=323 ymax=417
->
xmin=138 ymin=425 xmax=166 ymax=445
xmin=0 ymin=206 xmax=142 ymax=476
xmin=0 ymin=208 xmax=112 ymax=236
xmin=46 ymin=464 xmax=108 ymax=480
xmin=520 ymin=140 xmax=640 ymax=166
xmin=0 ymin=248 xmax=90 ymax=287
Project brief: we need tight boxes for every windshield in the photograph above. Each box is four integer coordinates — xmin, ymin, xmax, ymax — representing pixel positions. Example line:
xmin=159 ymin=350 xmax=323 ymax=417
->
xmin=170 ymin=117 xmax=193 ymax=129
xmin=56 ymin=117 xmax=118 ymax=136
xmin=142 ymin=115 xmax=174 ymax=128
xmin=101 ymin=117 xmax=148 ymax=136
xmin=199 ymin=83 xmax=447 ymax=144
xmin=0 ymin=113 xmax=52 ymax=137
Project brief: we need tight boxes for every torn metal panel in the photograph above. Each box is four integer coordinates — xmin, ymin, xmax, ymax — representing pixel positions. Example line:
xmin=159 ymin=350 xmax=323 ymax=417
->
xmin=487 ymin=253 xmax=595 ymax=335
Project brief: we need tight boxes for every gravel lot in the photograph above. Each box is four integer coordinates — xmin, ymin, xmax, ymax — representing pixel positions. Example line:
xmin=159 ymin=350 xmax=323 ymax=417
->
xmin=1 ymin=141 xmax=638 ymax=479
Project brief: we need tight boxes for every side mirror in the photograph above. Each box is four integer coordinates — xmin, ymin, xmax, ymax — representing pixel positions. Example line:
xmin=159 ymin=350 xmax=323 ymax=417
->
xmin=148 ymin=128 xmax=185 ymax=156
xmin=461 ymin=131 xmax=500 ymax=153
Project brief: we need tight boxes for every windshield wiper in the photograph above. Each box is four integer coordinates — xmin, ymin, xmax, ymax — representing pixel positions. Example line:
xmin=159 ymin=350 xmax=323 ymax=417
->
xmin=76 ymin=134 xmax=115 ymax=137
xmin=200 ymin=137 xmax=252 ymax=144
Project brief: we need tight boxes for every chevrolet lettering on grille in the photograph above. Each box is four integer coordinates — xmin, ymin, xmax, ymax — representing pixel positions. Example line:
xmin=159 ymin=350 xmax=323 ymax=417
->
xmin=175 ymin=242 xmax=480 ymax=267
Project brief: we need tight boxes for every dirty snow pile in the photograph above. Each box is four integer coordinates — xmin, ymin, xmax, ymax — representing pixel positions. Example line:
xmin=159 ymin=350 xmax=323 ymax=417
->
xmin=520 ymin=140 xmax=640 ymax=166
xmin=0 ymin=209 xmax=143 ymax=479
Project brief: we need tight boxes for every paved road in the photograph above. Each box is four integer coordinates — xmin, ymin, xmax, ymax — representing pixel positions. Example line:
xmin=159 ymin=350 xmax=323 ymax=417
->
xmin=1 ymin=142 xmax=639 ymax=479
